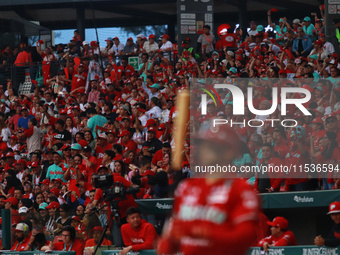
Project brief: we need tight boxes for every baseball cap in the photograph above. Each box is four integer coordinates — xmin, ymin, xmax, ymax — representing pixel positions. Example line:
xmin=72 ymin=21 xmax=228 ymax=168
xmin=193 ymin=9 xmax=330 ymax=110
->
xmin=39 ymin=202 xmax=48 ymax=210
xmin=49 ymin=187 xmax=61 ymax=197
xmin=19 ymin=206 xmax=29 ymax=214
xmin=113 ymin=37 xmax=119 ymax=40
xmin=150 ymin=83 xmax=160 ymax=89
xmin=148 ymin=126 xmax=157 ymax=133
xmin=60 ymin=109 xmax=68 ymax=115
xmin=149 ymin=34 xmax=156 ymax=39
xmin=136 ymin=34 xmax=145 ymax=38
xmin=127 ymin=37 xmax=133 ymax=41
xmin=52 ymin=178 xmax=63 ymax=184
xmin=140 ymin=170 xmax=156 ymax=177
xmin=119 ymin=130 xmax=131 ymax=137
xmin=31 ymin=161 xmax=40 ymax=167
xmin=311 ymin=117 xmax=323 ymax=124
xmin=304 ymin=16 xmax=311 ymax=22
xmin=3 ymin=197 xmax=18 ymax=206
xmin=83 ymin=41 xmax=89 ymax=45
xmin=40 ymin=179 xmax=50 ymax=186
xmin=229 ymin=67 xmax=237 ymax=74
xmin=92 ymin=226 xmax=104 ymax=232
xmin=10 ymin=135 xmax=18 ymax=140
xmin=227 ymin=51 xmax=234 ymax=57
xmin=78 ymin=140 xmax=88 ymax=148
xmin=105 ymin=37 xmax=113 ymax=41
xmin=71 ymin=143 xmax=82 ymax=150
xmin=278 ymin=69 xmax=287 ymax=74
xmin=5 ymin=152 xmax=15 ymax=158
xmin=257 ymin=25 xmax=264 ymax=32
xmin=71 ymin=215 xmax=81 ymax=222
xmin=45 ymin=201 xmax=60 ymax=210
xmin=61 ymin=144 xmax=71 ymax=150
xmin=98 ymin=133 xmax=108 ymax=140
xmin=144 ymin=119 xmax=156 ymax=127
xmin=328 ymin=201 xmax=340 ymax=214
xmin=293 ymin=19 xmax=301 ymax=24
xmin=13 ymin=223 xmax=29 ymax=233
xmin=52 ymin=150 xmax=63 ymax=157
xmin=21 ymin=106 xmax=28 ymax=111
xmin=267 ymin=217 xmax=288 ymax=229
xmin=162 ymin=34 xmax=169 ymax=39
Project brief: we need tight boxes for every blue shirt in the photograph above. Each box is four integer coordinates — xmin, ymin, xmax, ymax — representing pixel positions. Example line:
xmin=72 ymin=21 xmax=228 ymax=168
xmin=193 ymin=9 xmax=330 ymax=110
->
xmin=87 ymin=114 xmax=108 ymax=138
xmin=46 ymin=163 xmax=68 ymax=182
xmin=17 ymin=115 xmax=34 ymax=129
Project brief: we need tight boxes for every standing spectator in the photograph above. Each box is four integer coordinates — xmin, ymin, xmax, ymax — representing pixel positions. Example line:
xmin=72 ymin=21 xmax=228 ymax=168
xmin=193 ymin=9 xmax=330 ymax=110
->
xmin=17 ymin=118 xmax=41 ymax=155
xmin=17 ymin=107 xmax=34 ymax=130
xmin=293 ymin=27 xmax=312 ymax=57
xmin=303 ymin=16 xmax=317 ymax=37
xmin=197 ymin=25 xmax=216 ymax=59
xmin=86 ymin=107 xmax=107 ymax=138
xmin=160 ymin=35 xmax=173 ymax=61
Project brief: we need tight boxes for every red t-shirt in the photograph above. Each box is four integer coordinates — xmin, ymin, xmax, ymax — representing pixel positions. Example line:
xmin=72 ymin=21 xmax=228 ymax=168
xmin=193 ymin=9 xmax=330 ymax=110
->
xmin=54 ymin=238 xmax=84 ymax=255
xmin=11 ymin=235 xmax=31 ymax=251
xmin=85 ymin=238 xmax=112 ymax=247
xmin=71 ymin=72 xmax=88 ymax=93
xmin=121 ymin=220 xmax=157 ymax=252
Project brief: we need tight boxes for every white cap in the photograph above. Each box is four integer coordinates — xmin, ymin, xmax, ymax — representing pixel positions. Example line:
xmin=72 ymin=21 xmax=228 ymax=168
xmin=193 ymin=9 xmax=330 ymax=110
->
xmin=227 ymin=51 xmax=234 ymax=57
xmin=293 ymin=19 xmax=301 ymax=24
xmin=83 ymin=41 xmax=89 ymax=45
xmin=19 ymin=206 xmax=29 ymax=214
xmin=136 ymin=34 xmax=145 ymax=38
xmin=14 ymin=223 xmax=29 ymax=234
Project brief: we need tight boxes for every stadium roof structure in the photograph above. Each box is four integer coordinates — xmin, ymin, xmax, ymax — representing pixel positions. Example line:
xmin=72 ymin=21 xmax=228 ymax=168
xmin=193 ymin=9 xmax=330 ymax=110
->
xmin=0 ymin=0 xmax=321 ymax=30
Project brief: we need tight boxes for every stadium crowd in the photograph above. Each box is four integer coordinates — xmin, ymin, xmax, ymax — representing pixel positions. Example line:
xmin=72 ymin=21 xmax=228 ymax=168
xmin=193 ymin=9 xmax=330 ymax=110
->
xmin=0 ymin=4 xmax=339 ymax=253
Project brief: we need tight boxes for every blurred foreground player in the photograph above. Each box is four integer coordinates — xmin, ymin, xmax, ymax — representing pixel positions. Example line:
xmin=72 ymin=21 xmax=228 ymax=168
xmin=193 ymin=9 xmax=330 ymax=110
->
xmin=315 ymin=201 xmax=340 ymax=247
xmin=157 ymin=123 xmax=260 ymax=255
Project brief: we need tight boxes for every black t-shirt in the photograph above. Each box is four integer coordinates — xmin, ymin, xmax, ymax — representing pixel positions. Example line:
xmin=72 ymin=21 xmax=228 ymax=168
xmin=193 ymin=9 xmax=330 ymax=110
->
xmin=142 ymin=138 xmax=163 ymax=155
xmin=54 ymin=129 xmax=72 ymax=142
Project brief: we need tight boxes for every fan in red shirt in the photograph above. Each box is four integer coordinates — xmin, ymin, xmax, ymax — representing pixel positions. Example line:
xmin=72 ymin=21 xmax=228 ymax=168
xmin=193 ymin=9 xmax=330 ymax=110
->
xmin=71 ymin=64 xmax=87 ymax=94
xmin=85 ymin=226 xmax=112 ymax=248
xmin=157 ymin=123 xmax=260 ymax=255
xmin=119 ymin=130 xmax=137 ymax=154
xmin=258 ymin=217 xmax=297 ymax=252
xmin=11 ymin=223 xmax=31 ymax=251
xmin=116 ymin=56 xmax=135 ymax=80
xmin=120 ymin=207 xmax=157 ymax=254
xmin=95 ymin=133 xmax=113 ymax=165
xmin=52 ymin=226 xmax=84 ymax=255
xmin=151 ymin=142 xmax=172 ymax=168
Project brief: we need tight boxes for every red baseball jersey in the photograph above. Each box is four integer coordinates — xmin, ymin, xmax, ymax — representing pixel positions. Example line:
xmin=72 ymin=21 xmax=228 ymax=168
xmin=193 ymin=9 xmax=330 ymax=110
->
xmin=258 ymin=230 xmax=297 ymax=247
xmin=158 ymin=178 xmax=260 ymax=255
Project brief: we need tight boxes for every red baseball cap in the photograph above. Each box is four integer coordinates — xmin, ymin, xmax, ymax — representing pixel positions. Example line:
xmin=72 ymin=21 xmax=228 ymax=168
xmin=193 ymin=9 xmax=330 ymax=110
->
xmin=144 ymin=119 xmax=156 ymax=128
xmin=52 ymin=179 xmax=63 ymax=184
xmin=31 ymin=161 xmax=40 ymax=167
xmin=3 ymin=197 xmax=18 ymax=206
xmin=328 ymin=201 xmax=340 ymax=214
xmin=113 ymin=37 xmax=119 ymax=40
xmin=61 ymin=144 xmax=71 ymax=150
xmin=78 ymin=139 xmax=88 ymax=148
xmin=40 ymin=179 xmax=50 ymax=185
xmin=311 ymin=117 xmax=323 ymax=124
xmin=45 ymin=201 xmax=60 ymax=209
xmin=71 ymin=216 xmax=80 ymax=222
xmin=92 ymin=226 xmax=104 ymax=232
xmin=72 ymin=105 xmax=81 ymax=111
xmin=127 ymin=37 xmax=133 ymax=41
xmin=278 ymin=69 xmax=287 ymax=74
xmin=60 ymin=109 xmax=68 ymax=115
xmin=140 ymin=170 xmax=156 ymax=177
xmin=267 ymin=217 xmax=288 ymax=229
xmin=10 ymin=135 xmax=18 ymax=140
xmin=149 ymin=34 xmax=156 ymax=39
xmin=162 ymin=34 xmax=169 ymax=39
xmin=148 ymin=126 xmax=157 ymax=133
xmin=49 ymin=188 xmax=61 ymax=197
xmin=118 ymin=130 xmax=131 ymax=137
xmin=5 ymin=152 xmax=15 ymax=158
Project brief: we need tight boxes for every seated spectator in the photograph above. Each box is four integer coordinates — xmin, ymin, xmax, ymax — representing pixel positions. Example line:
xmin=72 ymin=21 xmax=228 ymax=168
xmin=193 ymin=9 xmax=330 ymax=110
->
xmin=11 ymin=223 xmax=31 ymax=251
xmin=258 ymin=217 xmax=297 ymax=252
xmin=121 ymin=207 xmax=157 ymax=255
xmin=315 ymin=201 xmax=340 ymax=247
xmin=50 ymin=225 xmax=84 ymax=255
xmin=84 ymin=226 xmax=112 ymax=248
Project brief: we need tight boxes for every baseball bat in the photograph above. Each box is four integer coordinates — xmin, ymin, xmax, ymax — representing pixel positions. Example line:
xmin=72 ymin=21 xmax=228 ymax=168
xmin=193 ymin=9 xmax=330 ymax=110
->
xmin=172 ymin=89 xmax=190 ymax=170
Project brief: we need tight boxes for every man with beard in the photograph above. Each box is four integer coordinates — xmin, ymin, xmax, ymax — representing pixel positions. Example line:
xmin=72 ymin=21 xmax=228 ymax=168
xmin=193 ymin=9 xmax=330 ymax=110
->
xmin=11 ymin=223 xmax=31 ymax=251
